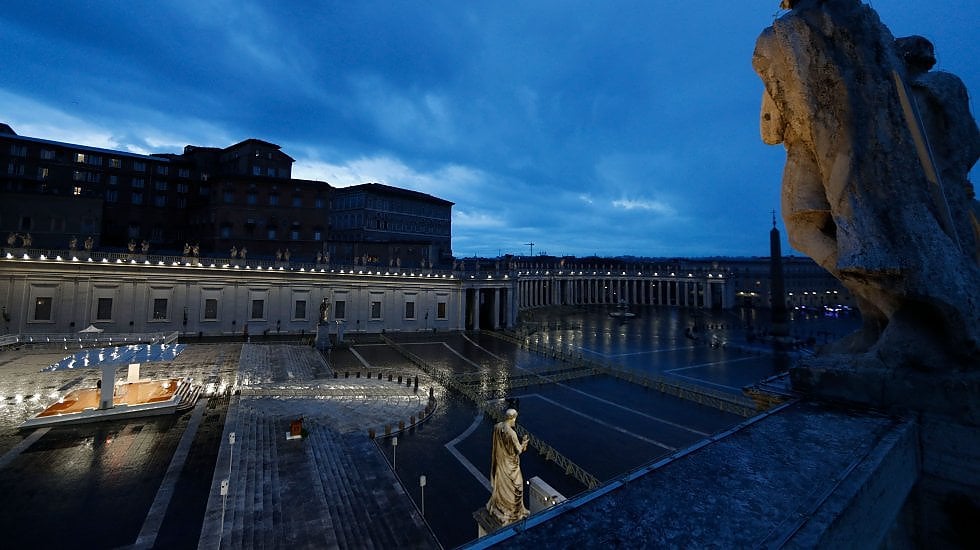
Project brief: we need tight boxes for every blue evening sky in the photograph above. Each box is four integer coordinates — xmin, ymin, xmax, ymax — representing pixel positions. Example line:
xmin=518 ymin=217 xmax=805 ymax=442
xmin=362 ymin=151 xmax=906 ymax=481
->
xmin=1 ymin=1 xmax=976 ymax=258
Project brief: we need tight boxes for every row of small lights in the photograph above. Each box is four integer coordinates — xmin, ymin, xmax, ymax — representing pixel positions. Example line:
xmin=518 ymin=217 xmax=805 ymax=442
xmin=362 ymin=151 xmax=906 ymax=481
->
xmin=788 ymin=291 xmax=840 ymax=295
xmin=4 ymin=252 xmax=457 ymax=279
xmin=4 ymin=253 xmax=729 ymax=280
xmin=517 ymin=270 xmax=726 ymax=278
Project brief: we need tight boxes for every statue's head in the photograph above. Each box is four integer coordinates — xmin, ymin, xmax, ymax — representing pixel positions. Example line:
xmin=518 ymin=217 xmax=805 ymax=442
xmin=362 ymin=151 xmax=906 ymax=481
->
xmin=505 ymin=408 xmax=518 ymax=422
xmin=895 ymin=35 xmax=936 ymax=75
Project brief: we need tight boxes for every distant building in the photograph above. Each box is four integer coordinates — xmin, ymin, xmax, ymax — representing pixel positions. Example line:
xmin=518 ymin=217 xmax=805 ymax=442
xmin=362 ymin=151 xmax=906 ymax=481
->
xmin=2 ymin=126 xmax=453 ymax=263
xmin=328 ymin=183 xmax=453 ymax=268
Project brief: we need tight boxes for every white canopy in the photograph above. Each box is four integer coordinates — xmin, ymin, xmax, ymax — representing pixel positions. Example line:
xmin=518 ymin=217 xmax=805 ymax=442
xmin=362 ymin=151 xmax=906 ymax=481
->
xmin=79 ymin=324 xmax=104 ymax=333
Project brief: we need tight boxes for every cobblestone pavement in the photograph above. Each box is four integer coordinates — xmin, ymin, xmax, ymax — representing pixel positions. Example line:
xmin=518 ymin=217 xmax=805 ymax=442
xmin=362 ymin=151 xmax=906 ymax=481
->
xmin=0 ymin=343 xmax=440 ymax=549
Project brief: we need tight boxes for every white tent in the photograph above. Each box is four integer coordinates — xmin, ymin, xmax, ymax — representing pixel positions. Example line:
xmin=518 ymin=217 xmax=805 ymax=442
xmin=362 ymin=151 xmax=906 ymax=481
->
xmin=79 ymin=324 xmax=104 ymax=333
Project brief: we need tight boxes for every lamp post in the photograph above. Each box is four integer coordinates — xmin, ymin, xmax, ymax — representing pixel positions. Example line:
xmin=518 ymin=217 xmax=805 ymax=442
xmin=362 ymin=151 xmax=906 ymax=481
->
xmin=419 ymin=475 xmax=426 ymax=516
xmin=392 ymin=436 xmax=398 ymax=470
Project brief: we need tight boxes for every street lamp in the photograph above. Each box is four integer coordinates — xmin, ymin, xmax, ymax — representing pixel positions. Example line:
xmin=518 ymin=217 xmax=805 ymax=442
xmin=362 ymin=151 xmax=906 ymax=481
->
xmin=419 ymin=475 xmax=427 ymax=516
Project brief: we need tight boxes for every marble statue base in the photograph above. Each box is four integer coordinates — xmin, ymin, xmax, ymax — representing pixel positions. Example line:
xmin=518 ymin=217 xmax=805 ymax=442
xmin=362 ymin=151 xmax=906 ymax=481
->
xmin=473 ymin=507 xmax=504 ymax=539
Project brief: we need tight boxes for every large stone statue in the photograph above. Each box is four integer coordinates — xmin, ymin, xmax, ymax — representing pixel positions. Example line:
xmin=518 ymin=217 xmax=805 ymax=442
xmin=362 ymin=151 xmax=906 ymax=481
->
xmin=486 ymin=408 xmax=530 ymax=525
xmin=753 ymin=0 xmax=980 ymax=369
xmin=894 ymin=35 xmax=980 ymax=263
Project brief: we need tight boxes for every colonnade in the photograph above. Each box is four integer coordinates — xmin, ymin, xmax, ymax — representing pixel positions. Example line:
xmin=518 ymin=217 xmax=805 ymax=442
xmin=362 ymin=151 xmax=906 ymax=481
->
xmin=516 ymin=274 xmax=732 ymax=310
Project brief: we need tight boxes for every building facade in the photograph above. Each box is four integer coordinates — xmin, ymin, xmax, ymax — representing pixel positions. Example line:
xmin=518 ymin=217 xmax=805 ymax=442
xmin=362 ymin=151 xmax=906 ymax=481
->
xmin=328 ymin=183 xmax=453 ymax=268
xmin=0 ymin=126 xmax=334 ymax=259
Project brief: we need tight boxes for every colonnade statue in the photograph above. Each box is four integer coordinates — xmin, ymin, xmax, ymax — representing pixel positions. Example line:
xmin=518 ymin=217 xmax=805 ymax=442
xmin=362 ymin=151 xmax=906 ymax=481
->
xmin=753 ymin=0 xmax=980 ymax=371
xmin=486 ymin=408 xmax=530 ymax=525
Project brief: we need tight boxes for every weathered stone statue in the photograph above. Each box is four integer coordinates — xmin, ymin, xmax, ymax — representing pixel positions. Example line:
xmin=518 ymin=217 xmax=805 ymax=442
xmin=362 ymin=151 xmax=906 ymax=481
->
xmin=753 ymin=0 xmax=980 ymax=369
xmin=319 ymin=297 xmax=330 ymax=324
xmin=486 ymin=409 xmax=530 ymax=525
xmin=894 ymin=35 xmax=980 ymax=263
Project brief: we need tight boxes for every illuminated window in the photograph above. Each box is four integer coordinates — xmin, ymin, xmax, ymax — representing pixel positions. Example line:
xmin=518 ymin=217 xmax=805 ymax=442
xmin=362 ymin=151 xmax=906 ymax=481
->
xmin=37 ymin=167 xmax=49 ymax=180
xmin=109 ymin=158 xmax=121 ymax=168
xmin=34 ymin=297 xmax=53 ymax=321
xmin=73 ymin=186 xmax=82 ymax=196
xmin=74 ymin=153 xmax=87 ymax=163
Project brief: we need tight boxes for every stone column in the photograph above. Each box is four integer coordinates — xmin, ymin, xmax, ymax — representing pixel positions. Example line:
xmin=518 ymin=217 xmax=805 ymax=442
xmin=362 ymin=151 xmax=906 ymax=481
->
xmin=471 ymin=289 xmax=480 ymax=330
xmin=493 ymin=288 xmax=500 ymax=329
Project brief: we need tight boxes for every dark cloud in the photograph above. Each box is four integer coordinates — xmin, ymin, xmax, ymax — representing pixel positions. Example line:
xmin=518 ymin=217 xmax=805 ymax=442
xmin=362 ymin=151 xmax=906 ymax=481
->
xmin=1 ymin=1 xmax=976 ymax=257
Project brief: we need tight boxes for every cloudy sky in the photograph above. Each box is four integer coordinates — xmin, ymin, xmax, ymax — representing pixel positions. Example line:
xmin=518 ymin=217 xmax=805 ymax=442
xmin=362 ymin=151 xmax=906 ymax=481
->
xmin=1 ymin=1 xmax=976 ymax=258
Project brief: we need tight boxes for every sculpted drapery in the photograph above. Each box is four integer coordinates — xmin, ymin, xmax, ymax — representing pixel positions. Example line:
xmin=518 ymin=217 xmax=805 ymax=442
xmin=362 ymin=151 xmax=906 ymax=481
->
xmin=752 ymin=0 xmax=980 ymax=363
xmin=486 ymin=409 xmax=530 ymax=525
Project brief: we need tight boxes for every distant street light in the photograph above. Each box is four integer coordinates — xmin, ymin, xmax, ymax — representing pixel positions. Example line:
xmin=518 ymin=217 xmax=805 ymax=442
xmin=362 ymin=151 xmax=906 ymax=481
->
xmin=392 ymin=436 xmax=398 ymax=470
xmin=419 ymin=475 xmax=427 ymax=516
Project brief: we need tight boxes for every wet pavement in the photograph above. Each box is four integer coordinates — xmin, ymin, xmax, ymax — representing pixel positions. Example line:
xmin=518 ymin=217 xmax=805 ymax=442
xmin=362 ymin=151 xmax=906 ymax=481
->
xmin=0 ymin=305 xmax=860 ymax=549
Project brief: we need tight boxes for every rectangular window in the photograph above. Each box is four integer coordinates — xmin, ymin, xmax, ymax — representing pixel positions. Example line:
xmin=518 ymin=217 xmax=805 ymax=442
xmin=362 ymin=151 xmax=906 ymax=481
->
xmin=176 ymin=183 xmax=188 ymax=193
xmin=40 ymin=149 xmax=56 ymax=160
xmin=437 ymin=302 xmax=447 ymax=319
xmin=199 ymin=185 xmax=210 ymax=196
xmin=133 ymin=161 xmax=146 ymax=172
xmin=370 ymin=300 xmax=382 ymax=320
xmin=204 ymin=298 xmax=218 ymax=320
xmin=251 ymin=299 xmax=264 ymax=320
xmin=132 ymin=192 xmax=143 ymax=205
xmin=247 ymin=193 xmax=257 ymax=205
xmin=220 ymin=226 xmax=231 ymax=238
xmin=178 ymin=168 xmax=190 ymax=178
xmin=108 ymin=175 xmax=117 ymax=185
xmin=152 ymin=298 xmax=168 ymax=320
xmin=177 ymin=197 xmax=187 ymax=208
xmin=96 ymin=298 xmax=113 ymax=321
xmin=37 ymin=167 xmax=49 ymax=180
xmin=405 ymin=301 xmax=415 ymax=319
xmin=267 ymin=228 xmax=276 ymax=239
xmin=88 ymin=155 xmax=102 ymax=166
xmin=74 ymin=153 xmax=87 ymax=163
xmin=292 ymin=196 xmax=302 ymax=207
xmin=334 ymin=300 xmax=346 ymax=320
xmin=269 ymin=194 xmax=279 ymax=206
xmin=223 ymin=191 xmax=234 ymax=203
xmin=290 ymin=230 xmax=299 ymax=240
xmin=315 ymin=197 xmax=325 ymax=208
xmin=73 ymin=186 xmax=83 ymax=196
xmin=155 ymin=180 xmax=168 ymax=191
xmin=313 ymin=230 xmax=322 ymax=241
xmin=109 ymin=158 xmax=121 ymax=168
xmin=294 ymin=300 xmax=306 ymax=320
xmin=105 ymin=189 xmax=118 ymax=202
xmin=10 ymin=144 xmax=27 ymax=157
xmin=156 ymin=165 xmax=168 ymax=175
xmin=154 ymin=195 xmax=167 ymax=207
xmin=252 ymin=166 xmax=262 ymax=176
xmin=34 ymin=297 xmax=53 ymax=321
xmin=132 ymin=177 xmax=144 ymax=188
xmin=267 ymin=167 xmax=276 ymax=177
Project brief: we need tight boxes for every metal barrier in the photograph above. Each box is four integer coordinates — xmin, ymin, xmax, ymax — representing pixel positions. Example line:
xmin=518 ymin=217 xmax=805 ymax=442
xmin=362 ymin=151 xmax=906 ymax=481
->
xmin=486 ymin=330 xmax=761 ymax=417
xmin=0 ymin=330 xmax=180 ymax=350
xmin=380 ymin=335 xmax=600 ymax=489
